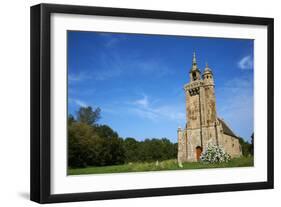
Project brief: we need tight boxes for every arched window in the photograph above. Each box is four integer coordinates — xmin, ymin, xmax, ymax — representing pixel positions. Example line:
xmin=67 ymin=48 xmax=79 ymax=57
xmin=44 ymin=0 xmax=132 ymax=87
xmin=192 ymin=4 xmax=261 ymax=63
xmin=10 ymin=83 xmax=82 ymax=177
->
xmin=192 ymin=72 xmax=197 ymax=81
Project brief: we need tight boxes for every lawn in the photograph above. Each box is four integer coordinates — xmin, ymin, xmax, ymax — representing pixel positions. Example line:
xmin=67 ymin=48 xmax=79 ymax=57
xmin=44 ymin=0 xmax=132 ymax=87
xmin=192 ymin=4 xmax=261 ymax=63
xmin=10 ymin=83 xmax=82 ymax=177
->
xmin=68 ymin=156 xmax=253 ymax=175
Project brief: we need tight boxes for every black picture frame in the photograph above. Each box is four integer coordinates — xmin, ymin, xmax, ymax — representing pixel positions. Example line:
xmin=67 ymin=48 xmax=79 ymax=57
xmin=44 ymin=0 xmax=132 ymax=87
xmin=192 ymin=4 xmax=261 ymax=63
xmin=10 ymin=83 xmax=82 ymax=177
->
xmin=30 ymin=3 xmax=274 ymax=204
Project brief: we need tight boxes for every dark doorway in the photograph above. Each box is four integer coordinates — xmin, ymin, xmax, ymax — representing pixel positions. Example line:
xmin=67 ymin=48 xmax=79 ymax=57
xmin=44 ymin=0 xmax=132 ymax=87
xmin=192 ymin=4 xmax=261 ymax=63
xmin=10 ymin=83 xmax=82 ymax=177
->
xmin=196 ymin=146 xmax=202 ymax=161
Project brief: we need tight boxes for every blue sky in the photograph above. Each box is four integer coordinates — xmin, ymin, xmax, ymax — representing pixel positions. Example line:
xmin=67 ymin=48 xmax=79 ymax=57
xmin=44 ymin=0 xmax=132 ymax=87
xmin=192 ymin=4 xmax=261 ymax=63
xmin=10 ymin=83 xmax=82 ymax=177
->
xmin=68 ymin=31 xmax=254 ymax=142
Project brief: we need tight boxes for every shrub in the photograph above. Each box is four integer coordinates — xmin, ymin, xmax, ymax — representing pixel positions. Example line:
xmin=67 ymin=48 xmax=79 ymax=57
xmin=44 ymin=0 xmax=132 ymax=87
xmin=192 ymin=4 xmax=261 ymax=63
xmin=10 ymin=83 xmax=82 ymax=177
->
xmin=200 ymin=144 xmax=231 ymax=163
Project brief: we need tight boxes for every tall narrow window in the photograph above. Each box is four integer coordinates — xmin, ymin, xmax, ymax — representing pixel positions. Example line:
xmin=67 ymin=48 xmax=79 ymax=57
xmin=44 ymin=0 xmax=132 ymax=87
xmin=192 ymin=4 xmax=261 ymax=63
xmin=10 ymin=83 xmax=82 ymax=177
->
xmin=192 ymin=72 xmax=197 ymax=81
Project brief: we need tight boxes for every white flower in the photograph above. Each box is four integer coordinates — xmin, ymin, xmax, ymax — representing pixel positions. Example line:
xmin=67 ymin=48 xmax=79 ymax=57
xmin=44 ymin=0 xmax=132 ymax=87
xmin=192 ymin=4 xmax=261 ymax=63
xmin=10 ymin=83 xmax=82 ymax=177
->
xmin=200 ymin=144 xmax=231 ymax=164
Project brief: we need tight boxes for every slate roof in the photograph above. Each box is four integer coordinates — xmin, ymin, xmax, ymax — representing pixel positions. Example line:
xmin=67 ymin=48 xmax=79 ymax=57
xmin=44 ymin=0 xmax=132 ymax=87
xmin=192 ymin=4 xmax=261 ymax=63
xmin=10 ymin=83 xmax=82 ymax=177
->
xmin=218 ymin=118 xmax=238 ymax=138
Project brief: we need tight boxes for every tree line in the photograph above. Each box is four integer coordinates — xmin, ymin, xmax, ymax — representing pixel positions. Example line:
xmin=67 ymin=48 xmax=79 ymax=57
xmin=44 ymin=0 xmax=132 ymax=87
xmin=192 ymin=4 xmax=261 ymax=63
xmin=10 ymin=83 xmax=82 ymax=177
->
xmin=238 ymin=133 xmax=254 ymax=157
xmin=68 ymin=106 xmax=177 ymax=168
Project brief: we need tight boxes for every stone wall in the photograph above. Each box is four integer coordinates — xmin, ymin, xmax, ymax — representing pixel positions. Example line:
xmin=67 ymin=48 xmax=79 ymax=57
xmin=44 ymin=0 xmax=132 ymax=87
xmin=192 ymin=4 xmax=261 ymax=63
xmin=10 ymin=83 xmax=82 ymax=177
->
xmin=220 ymin=134 xmax=242 ymax=158
xmin=178 ymin=125 xmax=242 ymax=162
xmin=177 ymin=128 xmax=186 ymax=163
xmin=185 ymin=88 xmax=201 ymax=129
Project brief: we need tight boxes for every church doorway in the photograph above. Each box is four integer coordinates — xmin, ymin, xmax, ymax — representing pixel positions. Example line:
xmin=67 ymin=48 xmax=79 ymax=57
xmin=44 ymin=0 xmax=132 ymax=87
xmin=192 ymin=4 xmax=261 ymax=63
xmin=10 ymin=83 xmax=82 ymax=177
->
xmin=196 ymin=146 xmax=202 ymax=161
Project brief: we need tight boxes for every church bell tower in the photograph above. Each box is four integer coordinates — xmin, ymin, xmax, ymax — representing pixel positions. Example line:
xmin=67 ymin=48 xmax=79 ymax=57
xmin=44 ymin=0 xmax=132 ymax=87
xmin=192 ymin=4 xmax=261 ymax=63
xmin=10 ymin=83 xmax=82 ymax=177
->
xmin=178 ymin=52 xmax=218 ymax=162
xmin=178 ymin=52 xmax=242 ymax=163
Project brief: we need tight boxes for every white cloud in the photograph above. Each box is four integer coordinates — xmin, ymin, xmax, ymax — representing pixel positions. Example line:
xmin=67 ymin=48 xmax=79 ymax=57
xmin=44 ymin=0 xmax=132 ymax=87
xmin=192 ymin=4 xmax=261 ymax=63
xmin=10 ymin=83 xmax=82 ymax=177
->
xmin=69 ymin=98 xmax=88 ymax=107
xmin=216 ymin=76 xmax=253 ymax=139
xmin=68 ymin=72 xmax=90 ymax=82
xmin=238 ymin=55 xmax=253 ymax=70
xmin=69 ymin=48 xmax=172 ymax=83
xmin=98 ymin=33 xmax=127 ymax=48
xmin=75 ymin=100 xmax=87 ymax=107
xmin=134 ymin=95 xmax=149 ymax=108
xmin=105 ymin=38 xmax=120 ymax=48
xmin=93 ymin=68 xmax=122 ymax=81
xmin=130 ymin=95 xmax=185 ymax=122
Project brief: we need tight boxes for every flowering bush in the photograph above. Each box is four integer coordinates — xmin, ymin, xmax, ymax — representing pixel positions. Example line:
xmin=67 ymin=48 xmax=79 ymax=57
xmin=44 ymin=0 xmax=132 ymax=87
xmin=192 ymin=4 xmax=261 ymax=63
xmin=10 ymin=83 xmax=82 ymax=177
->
xmin=200 ymin=144 xmax=231 ymax=163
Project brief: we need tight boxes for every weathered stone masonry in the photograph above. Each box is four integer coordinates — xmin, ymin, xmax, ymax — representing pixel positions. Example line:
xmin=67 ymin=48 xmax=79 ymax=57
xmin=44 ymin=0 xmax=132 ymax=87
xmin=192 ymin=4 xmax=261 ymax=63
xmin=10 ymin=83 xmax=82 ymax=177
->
xmin=177 ymin=53 xmax=242 ymax=163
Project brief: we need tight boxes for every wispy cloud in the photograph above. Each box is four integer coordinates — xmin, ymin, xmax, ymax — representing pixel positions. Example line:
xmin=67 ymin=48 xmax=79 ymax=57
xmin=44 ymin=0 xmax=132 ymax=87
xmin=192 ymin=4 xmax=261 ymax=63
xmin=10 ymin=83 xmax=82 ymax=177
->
xmin=68 ymin=66 xmax=122 ymax=82
xmin=98 ymin=32 xmax=127 ymax=48
xmin=68 ymin=73 xmax=86 ymax=82
xmin=238 ymin=55 xmax=253 ymax=70
xmin=129 ymin=95 xmax=185 ymax=122
xmin=69 ymin=98 xmax=88 ymax=107
xmin=216 ymin=76 xmax=253 ymax=139
xmin=133 ymin=95 xmax=149 ymax=108
xmin=93 ymin=68 xmax=122 ymax=81
xmin=74 ymin=57 xmax=172 ymax=82
xmin=105 ymin=37 xmax=120 ymax=48
xmin=135 ymin=60 xmax=173 ymax=77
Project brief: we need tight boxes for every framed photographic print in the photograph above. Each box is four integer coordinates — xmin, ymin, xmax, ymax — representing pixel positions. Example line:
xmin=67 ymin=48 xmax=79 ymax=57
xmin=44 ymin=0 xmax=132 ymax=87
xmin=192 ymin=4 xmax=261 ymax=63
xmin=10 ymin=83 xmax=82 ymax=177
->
xmin=30 ymin=3 xmax=274 ymax=203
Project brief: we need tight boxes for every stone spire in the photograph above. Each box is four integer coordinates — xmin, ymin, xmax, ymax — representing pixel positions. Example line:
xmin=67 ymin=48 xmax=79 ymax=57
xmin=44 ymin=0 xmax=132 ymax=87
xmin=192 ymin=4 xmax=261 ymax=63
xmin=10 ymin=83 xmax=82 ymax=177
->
xmin=192 ymin=52 xmax=197 ymax=66
xmin=190 ymin=51 xmax=200 ymax=73
xmin=189 ymin=52 xmax=201 ymax=81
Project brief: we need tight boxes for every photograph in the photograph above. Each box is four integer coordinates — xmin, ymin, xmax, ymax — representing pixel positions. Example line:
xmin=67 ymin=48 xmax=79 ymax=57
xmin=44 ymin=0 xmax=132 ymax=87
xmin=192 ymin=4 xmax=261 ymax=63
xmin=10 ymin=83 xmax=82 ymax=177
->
xmin=29 ymin=3 xmax=273 ymax=203
xmin=67 ymin=31 xmax=254 ymax=175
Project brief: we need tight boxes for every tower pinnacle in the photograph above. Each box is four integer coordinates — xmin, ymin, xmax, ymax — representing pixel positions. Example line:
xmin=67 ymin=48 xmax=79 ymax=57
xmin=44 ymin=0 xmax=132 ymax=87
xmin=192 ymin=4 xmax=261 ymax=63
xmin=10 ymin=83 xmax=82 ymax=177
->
xmin=192 ymin=52 xmax=197 ymax=65
xmin=204 ymin=62 xmax=212 ymax=74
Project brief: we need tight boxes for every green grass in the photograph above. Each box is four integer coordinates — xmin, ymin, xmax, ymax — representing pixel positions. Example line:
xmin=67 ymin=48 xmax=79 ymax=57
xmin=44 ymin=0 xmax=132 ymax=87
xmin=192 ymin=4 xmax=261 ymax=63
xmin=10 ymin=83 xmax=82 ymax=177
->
xmin=68 ymin=156 xmax=254 ymax=175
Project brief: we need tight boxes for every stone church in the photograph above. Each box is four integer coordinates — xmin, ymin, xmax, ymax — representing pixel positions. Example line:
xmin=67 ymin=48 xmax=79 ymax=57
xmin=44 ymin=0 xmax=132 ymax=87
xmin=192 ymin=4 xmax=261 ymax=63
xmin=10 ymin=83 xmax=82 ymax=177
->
xmin=177 ymin=53 xmax=242 ymax=163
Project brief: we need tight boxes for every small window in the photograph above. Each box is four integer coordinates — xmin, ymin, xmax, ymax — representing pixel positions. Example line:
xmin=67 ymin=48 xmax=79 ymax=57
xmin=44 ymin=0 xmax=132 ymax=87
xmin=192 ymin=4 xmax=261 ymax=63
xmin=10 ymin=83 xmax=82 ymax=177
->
xmin=192 ymin=72 xmax=197 ymax=81
xmin=232 ymin=143 xmax=235 ymax=148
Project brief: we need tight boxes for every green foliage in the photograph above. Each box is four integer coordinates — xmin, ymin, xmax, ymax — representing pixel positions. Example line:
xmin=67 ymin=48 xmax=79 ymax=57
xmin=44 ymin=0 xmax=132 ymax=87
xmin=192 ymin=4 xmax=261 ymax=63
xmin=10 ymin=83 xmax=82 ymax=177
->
xmin=123 ymin=138 xmax=139 ymax=162
xmin=238 ymin=136 xmax=253 ymax=157
xmin=68 ymin=106 xmax=178 ymax=168
xmin=68 ymin=114 xmax=75 ymax=125
xmin=123 ymin=137 xmax=177 ymax=163
xmin=68 ymin=106 xmax=124 ymax=168
xmin=250 ymin=133 xmax=254 ymax=155
xmin=76 ymin=106 xmax=101 ymax=125
xmin=94 ymin=125 xmax=125 ymax=166
xmin=68 ymin=121 xmax=99 ymax=168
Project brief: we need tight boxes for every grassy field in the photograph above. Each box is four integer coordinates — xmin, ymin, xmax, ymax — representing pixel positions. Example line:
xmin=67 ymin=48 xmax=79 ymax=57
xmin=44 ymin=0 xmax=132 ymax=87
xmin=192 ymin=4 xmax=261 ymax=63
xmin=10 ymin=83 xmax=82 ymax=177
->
xmin=68 ymin=156 xmax=253 ymax=175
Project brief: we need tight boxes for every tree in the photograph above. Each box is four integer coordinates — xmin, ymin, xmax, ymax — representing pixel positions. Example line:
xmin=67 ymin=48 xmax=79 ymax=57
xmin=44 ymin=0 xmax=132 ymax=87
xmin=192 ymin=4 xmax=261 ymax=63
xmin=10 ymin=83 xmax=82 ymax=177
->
xmin=68 ymin=106 xmax=178 ymax=167
xmin=238 ymin=137 xmax=252 ymax=157
xmin=68 ymin=122 xmax=125 ymax=167
xmin=68 ymin=121 xmax=100 ymax=168
xmin=95 ymin=125 xmax=125 ymax=165
xmin=76 ymin=106 xmax=101 ymax=125
xmin=250 ymin=133 xmax=254 ymax=156
xmin=123 ymin=138 xmax=139 ymax=162
xmin=124 ymin=138 xmax=177 ymax=162
xmin=68 ymin=114 xmax=76 ymax=125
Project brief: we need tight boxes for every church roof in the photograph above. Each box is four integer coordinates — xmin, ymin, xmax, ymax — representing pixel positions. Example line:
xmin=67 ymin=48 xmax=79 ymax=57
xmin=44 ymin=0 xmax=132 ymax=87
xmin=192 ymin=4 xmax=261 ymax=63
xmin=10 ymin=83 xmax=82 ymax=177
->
xmin=218 ymin=118 xmax=238 ymax=138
